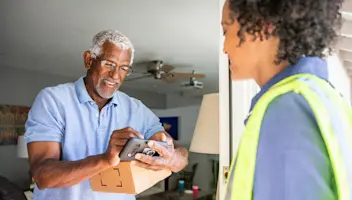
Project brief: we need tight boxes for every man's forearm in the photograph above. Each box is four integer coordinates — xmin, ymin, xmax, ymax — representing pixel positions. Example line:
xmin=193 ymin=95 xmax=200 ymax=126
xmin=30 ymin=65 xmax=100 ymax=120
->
xmin=32 ymin=154 xmax=110 ymax=189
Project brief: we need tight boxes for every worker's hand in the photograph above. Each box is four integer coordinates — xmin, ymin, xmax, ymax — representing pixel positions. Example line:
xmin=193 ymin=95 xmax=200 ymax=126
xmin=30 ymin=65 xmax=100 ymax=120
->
xmin=132 ymin=133 xmax=175 ymax=171
xmin=104 ymin=127 xmax=144 ymax=166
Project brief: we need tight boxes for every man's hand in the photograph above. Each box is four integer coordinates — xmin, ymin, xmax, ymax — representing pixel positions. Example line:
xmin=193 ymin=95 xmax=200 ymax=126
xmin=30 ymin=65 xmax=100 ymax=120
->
xmin=133 ymin=132 xmax=188 ymax=172
xmin=104 ymin=127 xmax=144 ymax=166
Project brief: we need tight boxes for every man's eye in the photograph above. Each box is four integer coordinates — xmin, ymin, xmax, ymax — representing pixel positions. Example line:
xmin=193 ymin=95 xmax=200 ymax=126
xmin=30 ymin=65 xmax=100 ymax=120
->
xmin=121 ymin=66 xmax=129 ymax=71
xmin=105 ymin=63 xmax=115 ymax=67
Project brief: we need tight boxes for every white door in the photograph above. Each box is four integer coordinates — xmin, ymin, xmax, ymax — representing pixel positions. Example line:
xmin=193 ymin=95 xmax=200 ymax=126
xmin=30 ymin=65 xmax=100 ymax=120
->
xmin=230 ymin=80 xmax=258 ymax=157
xmin=218 ymin=0 xmax=259 ymax=198
xmin=217 ymin=1 xmax=230 ymax=199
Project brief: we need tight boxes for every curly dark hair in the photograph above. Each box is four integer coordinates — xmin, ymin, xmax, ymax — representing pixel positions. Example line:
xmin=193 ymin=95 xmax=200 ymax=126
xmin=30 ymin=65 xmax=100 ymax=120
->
xmin=227 ymin=0 xmax=344 ymax=64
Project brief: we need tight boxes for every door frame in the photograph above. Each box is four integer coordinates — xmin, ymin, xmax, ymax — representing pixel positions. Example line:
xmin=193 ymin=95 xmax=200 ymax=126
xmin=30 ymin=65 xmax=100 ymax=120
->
xmin=218 ymin=1 xmax=259 ymax=198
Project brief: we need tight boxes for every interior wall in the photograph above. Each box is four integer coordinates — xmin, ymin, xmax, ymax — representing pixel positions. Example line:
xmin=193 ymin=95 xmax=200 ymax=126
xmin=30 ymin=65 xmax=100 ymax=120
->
xmin=152 ymin=104 xmax=214 ymax=192
xmin=328 ymin=54 xmax=351 ymax=102
xmin=152 ymin=105 xmax=200 ymax=146
xmin=166 ymin=93 xmax=203 ymax=109
xmin=0 ymin=67 xmax=77 ymax=106
xmin=0 ymin=66 xmax=77 ymax=189
xmin=120 ymin=87 xmax=167 ymax=109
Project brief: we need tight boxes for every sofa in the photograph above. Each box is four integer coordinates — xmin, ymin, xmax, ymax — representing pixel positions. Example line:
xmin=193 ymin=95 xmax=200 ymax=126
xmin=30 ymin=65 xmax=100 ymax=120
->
xmin=0 ymin=175 xmax=27 ymax=200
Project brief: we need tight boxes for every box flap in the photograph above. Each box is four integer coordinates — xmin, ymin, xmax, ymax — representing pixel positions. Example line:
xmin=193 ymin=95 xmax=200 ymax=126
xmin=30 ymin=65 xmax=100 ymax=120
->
xmin=90 ymin=162 xmax=135 ymax=194
xmin=131 ymin=164 xmax=172 ymax=194
xmin=90 ymin=162 xmax=172 ymax=194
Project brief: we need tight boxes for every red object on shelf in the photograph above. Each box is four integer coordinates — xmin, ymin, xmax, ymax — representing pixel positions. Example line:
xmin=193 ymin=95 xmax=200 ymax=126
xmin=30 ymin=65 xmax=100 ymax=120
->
xmin=192 ymin=185 xmax=199 ymax=198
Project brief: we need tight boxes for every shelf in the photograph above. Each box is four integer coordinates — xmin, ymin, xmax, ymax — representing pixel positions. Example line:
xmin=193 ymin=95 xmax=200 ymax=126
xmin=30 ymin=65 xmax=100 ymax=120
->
xmin=0 ymin=125 xmax=25 ymax=128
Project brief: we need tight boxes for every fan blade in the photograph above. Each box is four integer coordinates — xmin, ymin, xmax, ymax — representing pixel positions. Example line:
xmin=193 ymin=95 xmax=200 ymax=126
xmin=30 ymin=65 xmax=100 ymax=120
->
xmin=171 ymin=73 xmax=205 ymax=78
xmin=161 ymin=65 xmax=175 ymax=73
xmin=125 ymin=74 xmax=153 ymax=81
xmin=161 ymin=73 xmax=176 ymax=83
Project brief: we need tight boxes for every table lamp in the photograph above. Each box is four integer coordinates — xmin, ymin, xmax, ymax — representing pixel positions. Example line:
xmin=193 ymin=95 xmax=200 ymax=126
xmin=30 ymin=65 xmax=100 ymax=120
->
xmin=17 ymin=135 xmax=34 ymax=191
xmin=189 ymin=93 xmax=219 ymax=199
xmin=190 ymin=93 xmax=219 ymax=154
xmin=17 ymin=135 xmax=28 ymax=158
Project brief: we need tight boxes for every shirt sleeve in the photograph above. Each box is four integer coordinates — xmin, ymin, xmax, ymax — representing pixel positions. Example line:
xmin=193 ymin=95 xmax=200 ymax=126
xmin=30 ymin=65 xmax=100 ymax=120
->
xmin=136 ymin=101 xmax=165 ymax=140
xmin=253 ymin=92 xmax=336 ymax=200
xmin=24 ymin=88 xmax=65 ymax=144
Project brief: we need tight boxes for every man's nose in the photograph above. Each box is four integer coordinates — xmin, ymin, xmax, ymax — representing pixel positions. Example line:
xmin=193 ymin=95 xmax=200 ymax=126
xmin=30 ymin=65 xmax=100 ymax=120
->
xmin=109 ymin=67 xmax=121 ymax=80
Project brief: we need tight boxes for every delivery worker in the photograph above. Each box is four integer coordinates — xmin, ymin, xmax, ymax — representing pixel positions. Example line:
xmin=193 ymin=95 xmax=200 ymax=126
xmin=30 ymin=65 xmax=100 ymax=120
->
xmin=24 ymin=30 xmax=188 ymax=200
xmin=221 ymin=0 xmax=352 ymax=199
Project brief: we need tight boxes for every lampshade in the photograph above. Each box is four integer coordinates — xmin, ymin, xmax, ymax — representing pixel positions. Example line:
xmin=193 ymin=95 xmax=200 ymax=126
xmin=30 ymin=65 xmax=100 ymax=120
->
xmin=17 ymin=135 xmax=28 ymax=158
xmin=189 ymin=93 xmax=219 ymax=154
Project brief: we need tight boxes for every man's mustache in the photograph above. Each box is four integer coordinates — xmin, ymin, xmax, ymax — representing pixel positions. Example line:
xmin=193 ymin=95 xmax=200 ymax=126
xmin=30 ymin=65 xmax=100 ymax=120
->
xmin=101 ymin=77 xmax=120 ymax=85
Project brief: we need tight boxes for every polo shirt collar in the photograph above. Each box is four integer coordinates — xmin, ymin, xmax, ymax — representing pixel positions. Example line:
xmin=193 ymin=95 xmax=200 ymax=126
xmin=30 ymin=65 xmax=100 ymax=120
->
xmin=248 ymin=56 xmax=328 ymax=114
xmin=74 ymin=76 xmax=119 ymax=106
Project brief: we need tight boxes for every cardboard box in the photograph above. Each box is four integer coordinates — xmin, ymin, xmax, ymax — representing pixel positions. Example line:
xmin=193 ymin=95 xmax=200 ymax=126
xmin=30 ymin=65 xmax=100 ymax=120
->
xmin=90 ymin=162 xmax=171 ymax=194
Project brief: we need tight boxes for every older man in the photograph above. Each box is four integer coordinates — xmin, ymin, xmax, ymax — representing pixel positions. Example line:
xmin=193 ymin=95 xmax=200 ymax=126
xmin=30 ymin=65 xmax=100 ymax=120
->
xmin=24 ymin=30 xmax=188 ymax=200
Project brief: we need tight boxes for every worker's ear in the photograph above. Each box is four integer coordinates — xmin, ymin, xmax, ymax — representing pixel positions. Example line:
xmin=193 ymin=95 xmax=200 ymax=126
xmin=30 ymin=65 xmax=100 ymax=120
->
xmin=263 ymin=23 xmax=276 ymax=38
xmin=83 ymin=51 xmax=93 ymax=70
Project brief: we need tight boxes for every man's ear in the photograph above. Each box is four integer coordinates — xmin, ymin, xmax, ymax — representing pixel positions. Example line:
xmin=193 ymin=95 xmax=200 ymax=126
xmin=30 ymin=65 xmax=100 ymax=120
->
xmin=83 ymin=51 xmax=93 ymax=70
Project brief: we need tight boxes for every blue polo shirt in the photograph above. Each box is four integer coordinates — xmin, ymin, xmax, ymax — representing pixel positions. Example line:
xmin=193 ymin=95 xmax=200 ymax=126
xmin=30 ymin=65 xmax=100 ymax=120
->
xmin=24 ymin=77 xmax=165 ymax=200
xmin=249 ymin=57 xmax=337 ymax=199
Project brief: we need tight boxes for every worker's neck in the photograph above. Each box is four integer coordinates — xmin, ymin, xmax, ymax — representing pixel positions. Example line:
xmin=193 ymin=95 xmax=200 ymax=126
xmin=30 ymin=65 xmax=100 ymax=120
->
xmin=254 ymin=58 xmax=289 ymax=88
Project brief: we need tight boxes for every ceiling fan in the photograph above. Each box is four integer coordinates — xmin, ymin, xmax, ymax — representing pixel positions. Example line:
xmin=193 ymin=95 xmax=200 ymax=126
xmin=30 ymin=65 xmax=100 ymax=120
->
xmin=125 ymin=60 xmax=205 ymax=82
xmin=181 ymin=76 xmax=204 ymax=89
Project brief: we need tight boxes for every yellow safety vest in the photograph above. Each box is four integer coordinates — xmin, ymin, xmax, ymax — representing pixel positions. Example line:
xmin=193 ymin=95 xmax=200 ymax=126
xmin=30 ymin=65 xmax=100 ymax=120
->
xmin=226 ymin=74 xmax=352 ymax=200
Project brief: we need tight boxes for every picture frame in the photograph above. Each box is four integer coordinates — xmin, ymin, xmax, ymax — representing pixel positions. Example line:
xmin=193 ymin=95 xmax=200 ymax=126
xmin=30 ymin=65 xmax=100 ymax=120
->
xmin=0 ymin=105 xmax=30 ymax=145
xmin=159 ymin=117 xmax=179 ymax=140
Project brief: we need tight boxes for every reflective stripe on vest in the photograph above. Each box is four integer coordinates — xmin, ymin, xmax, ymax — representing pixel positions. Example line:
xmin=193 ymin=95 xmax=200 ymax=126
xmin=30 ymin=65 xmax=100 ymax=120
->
xmin=225 ymin=74 xmax=352 ymax=200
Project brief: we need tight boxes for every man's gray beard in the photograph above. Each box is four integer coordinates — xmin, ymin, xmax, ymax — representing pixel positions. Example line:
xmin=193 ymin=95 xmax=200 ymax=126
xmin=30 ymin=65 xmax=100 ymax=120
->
xmin=96 ymin=79 xmax=119 ymax=99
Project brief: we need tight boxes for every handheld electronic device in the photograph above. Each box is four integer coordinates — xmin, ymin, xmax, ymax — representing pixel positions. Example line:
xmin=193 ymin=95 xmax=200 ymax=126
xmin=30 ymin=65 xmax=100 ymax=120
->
xmin=119 ymin=138 xmax=168 ymax=161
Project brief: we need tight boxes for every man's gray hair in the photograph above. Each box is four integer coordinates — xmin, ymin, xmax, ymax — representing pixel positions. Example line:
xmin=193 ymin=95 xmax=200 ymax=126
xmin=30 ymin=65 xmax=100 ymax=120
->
xmin=89 ymin=30 xmax=135 ymax=65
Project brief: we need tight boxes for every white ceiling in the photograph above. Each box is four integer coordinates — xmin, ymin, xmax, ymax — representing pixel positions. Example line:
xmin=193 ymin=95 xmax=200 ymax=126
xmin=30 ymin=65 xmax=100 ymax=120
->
xmin=2 ymin=1 xmax=352 ymax=96
xmin=0 ymin=0 xmax=219 ymax=96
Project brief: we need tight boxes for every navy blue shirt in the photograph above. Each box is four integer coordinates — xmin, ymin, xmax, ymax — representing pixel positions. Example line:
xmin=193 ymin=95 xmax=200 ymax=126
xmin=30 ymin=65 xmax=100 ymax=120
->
xmin=250 ymin=57 xmax=337 ymax=199
xmin=225 ymin=57 xmax=339 ymax=199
